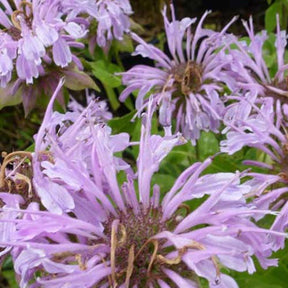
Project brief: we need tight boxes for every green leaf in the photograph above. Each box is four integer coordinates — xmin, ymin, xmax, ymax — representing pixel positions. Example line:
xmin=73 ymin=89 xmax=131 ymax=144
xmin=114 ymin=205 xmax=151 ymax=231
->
xmin=112 ymin=35 xmax=134 ymax=53
xmin=104 ymin=84 xmax=120 ymax=110
xmin=197 ymin=131 xmax=219 ymax=161
xmin=0 ymin=84 xmax=22 ymax=110
xmin=152 ymin=173 xmax=177 ymax=195
xmin=25 ymin=143 xmax=35 ymax=152
xmin=108 ymin=111 xmax=137 ymax=135
xmin=90 ymin=60 xmax=122 ymax=88
xmin=1 ymin=270 xmax=18 ymax=288
xmin=265 ymin=2 xmax=282 ymax=32
xmin=62 ymin=69 xmax=99 ymax=91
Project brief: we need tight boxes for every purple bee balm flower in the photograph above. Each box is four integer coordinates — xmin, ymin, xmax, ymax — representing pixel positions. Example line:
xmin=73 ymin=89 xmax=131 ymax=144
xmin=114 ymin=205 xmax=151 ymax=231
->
xmin=221 ymin=95 xmax=288 ymax=250
xmin=119 ymin=4 xmax=237 ymax=144
xmin=223 ymin=15 xmax=288 ymax=124
xmin=0 ymin=148 xmax=36 ymax=262
xmin=1 ymin=96 xmax=284 ymax=287
xmin=221 ymin=16 xmax=288 ymax=181
xmin=62 ymin=0 xmax=132 ymax=50
xmin=221 ymin=91 xmax=288 ymax=183
xmin=0 ymin=0 xmax=87 ymax=87
xmin=90 ymin=0 xmax=132 ymax=48
xmin=32 ymin=80 xmax=116 ymax=214
xmin=0 ymin=193 xmax=25 ymax=261
xmin=67 ymin=89 xmax=112 ymax=122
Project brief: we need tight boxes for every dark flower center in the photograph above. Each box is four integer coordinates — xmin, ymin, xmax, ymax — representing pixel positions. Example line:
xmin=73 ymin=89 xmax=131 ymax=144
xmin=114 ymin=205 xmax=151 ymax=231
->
xmin=172 ymin=61 xmax=203 ymax=95
xmin=0 ymin=151 xmax=34 ymax=202
xmin=100 ymin=204 xmax=198 ymax=287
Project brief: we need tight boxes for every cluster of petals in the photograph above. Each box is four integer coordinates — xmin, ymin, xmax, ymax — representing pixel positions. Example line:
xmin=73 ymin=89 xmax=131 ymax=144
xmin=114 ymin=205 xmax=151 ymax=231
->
xmin=120 ymin=4 xmax=238 ymax=144
xmin=63 ymin=0 xmax=133 ymax=49
xmin=221 ymin=15 xmax=288 ymax=141
xmin=220 ymin=16 xmax=288 ymax=251
xmin=1 ymin=3 xmax=288 ymax=287
xmin=0 ymin=0 xmax=87 ymax=87
xmin=224 ymin=15 xmax=288 ymax=106
xmin=0 ymin=83 xmax=285 ymax=287
xmin=87 ymin=0 xmax=132 ymax=48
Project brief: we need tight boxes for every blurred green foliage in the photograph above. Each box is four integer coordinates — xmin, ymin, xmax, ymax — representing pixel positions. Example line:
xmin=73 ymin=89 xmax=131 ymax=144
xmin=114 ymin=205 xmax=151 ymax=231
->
xmin=265 ymin=0 xmax=288 ymax=31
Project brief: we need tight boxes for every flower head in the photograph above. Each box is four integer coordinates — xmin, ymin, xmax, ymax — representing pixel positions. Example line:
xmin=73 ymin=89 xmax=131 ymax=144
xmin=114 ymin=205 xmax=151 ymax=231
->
xmin=91 ymin=0 xmax=132 ymax=48
xmin=62 ymin=0 xmax=133 ymax=50
xmin=221 ymin=89 xmax=288 ymax=250
xmin=0 ymin=91 xmax=284 ymax=287
xmin=223 ymin=15 xmax=288 ymax=127
xmin=120 ymin=4 xmax=237 ymax=144
xmin=0 ymin=0 xmax=87 ymax=87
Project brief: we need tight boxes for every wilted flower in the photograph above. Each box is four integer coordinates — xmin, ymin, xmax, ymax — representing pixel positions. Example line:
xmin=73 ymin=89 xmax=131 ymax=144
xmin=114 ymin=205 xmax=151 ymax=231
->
xmin=0 ymin=90 xmax=284 ymax=287
xmin=120 ymin=4 xmax=237 ymax=144
xmin=0 ymin=0 xmax=87 ymax=87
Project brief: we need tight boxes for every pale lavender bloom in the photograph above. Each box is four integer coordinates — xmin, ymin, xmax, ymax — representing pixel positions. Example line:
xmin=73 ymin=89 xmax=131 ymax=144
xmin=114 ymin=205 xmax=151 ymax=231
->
xmin=223 ymin=15 xmax=288 ymax=126
xmin=91 ymin=0 xmax=132 ymax=48
xmin=222 ymin=97 xmax=283 ymax=154
xmin=0 ymin=97 xmax=284 ymax=287
xmin=221 ymin=95 xmax=288 ymax=249
xmin=62 ymin=0 xmax=132 ymax=49
xmin=119 ymin=4 xmax=237 ymax=144
xmin=222 ymin=16 xmax=288 ymax=157
xmin=221 ymin=96 xmax=288 ymax=182
xmin=0 ymin=148 xmax=36 ymax=261
xmin=0 ymin=193 xmax=24 ymax=261
xmin=32 ymin=80 xmax=117 ymax=214
xmin=219 ymin=16 xmax=288 ymax=247
xmin=67 ymin=90 xmax=112 ymax=122
xmin=220 ymin=16 xmax=288 ymax=187
xmin=0 ymin=0 xmax=87 ymax=87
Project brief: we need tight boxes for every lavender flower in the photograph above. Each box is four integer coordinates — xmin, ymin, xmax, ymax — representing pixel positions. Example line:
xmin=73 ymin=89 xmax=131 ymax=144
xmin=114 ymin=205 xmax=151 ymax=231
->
xmin=119 ymin=4 xmax=237 ymax=144
xmin=221 ymin=94 xmax=288 ymax=250
xmin=62 ymin=0 xmax=133 ymax=50
xmin=219 ymin=16 xmax=288 ymax=222
xmin=89 ymin=0 xmax=132 ymax=48
xmin=223 ymin=15 xmax=288 ymax=127
xmin=0 ymin=91 xmax=284 ymax=287
xmin=0 ymin=0 xmax=87 ymax=87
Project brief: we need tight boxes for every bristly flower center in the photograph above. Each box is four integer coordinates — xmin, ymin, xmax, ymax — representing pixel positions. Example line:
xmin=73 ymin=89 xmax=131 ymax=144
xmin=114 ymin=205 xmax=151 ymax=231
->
xmin=172 ymin=61 xmax=203 ymax=95
xmin=0 ymin=151 xmax=35 ymax=204
xmin=101 ymin=204 xmax=198 ymax=287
